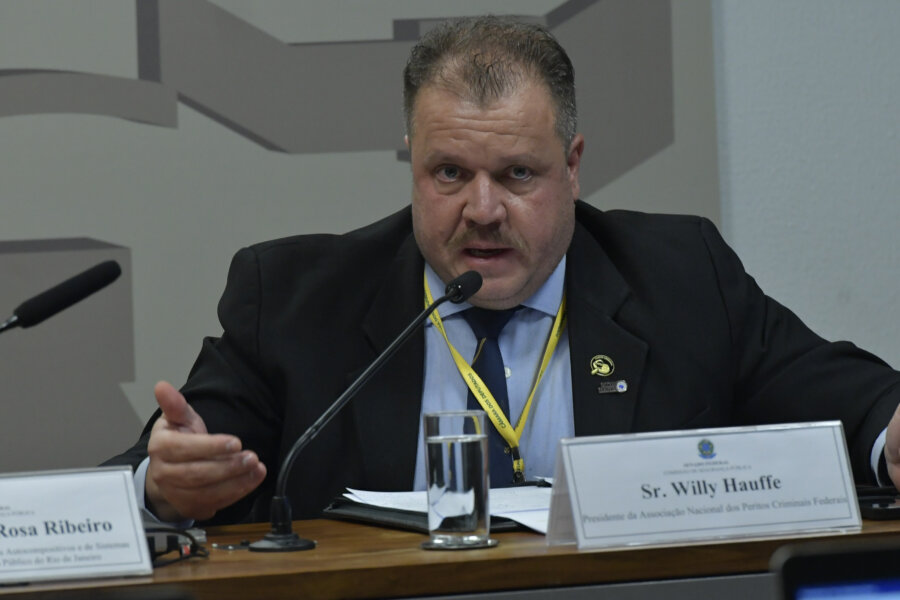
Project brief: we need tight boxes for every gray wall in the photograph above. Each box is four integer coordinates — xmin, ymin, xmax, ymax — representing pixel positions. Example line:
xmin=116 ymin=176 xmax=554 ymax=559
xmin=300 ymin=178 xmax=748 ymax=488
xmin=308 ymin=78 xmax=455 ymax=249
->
xmin=714 ymin=1 xmax=900 ymax=367
xmin=0 ymin=0 xmax=720 ymax=471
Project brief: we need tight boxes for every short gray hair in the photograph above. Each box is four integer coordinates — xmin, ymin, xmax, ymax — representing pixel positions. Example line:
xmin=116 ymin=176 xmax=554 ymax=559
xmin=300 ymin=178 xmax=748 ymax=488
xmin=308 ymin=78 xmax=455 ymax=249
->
xmin=403 ymin=16 xmax=577 ymax=148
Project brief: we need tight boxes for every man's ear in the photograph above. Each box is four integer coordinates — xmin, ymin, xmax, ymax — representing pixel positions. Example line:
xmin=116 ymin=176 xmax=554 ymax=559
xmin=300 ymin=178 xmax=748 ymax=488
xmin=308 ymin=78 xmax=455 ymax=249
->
xmin=567 ymin=133 xmax=585 ymax=200
xmin=404 ymin=134 xmax=409 ymax=149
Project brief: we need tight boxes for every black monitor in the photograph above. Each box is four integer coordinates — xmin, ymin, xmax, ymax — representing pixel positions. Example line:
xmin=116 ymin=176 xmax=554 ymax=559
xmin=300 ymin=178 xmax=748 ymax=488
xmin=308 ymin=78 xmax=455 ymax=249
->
xmin=772 ymin=537 xmax=900 ymax=599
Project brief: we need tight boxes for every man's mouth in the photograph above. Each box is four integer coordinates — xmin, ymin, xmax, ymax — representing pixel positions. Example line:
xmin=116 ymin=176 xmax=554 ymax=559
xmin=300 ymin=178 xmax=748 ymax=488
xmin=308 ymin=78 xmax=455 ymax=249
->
xmin=466 ymin=248 xmax=507 ymax=258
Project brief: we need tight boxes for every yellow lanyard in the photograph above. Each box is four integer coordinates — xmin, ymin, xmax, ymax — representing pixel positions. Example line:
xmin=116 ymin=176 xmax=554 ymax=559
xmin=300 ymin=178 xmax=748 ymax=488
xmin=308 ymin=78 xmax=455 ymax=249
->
xmin=424 ymin=275 xmax=567 ymax=481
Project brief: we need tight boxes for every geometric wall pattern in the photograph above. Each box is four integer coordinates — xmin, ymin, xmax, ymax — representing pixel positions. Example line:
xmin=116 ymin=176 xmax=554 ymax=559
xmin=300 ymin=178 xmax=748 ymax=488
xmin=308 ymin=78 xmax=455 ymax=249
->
xmin=0 ymin=0 xmax=705 ymax=472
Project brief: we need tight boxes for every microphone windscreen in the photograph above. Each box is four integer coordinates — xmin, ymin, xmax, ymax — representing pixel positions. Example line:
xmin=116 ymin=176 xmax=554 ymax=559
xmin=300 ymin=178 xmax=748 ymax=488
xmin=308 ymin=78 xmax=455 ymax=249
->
xmin=446 ymin=270 xmax=483 ymax=304
xmin=14 ymin=260 xmax=122 ymax=328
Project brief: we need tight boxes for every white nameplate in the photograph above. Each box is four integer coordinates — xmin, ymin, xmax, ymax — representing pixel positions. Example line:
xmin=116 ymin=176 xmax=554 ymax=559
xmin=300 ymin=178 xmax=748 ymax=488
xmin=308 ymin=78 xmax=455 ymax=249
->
xmin=0 ymin=467 xmax=152 ymax=585
xmin=547 ymin=422 xmax=860 ymax=548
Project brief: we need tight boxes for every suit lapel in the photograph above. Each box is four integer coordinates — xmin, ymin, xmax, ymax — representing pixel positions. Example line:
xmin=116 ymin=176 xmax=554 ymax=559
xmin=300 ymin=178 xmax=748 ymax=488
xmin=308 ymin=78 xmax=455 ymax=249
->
xmin=349 ymin=234 xmax=424 ymax=490
xmin=566 ymin=223 xmax=649 ymax=435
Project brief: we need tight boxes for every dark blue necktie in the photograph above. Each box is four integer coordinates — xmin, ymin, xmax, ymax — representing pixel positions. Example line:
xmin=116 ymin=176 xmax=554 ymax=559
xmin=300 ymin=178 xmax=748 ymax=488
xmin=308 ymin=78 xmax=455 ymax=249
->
xmin=463 ymin=307 xmax=518 ymax=487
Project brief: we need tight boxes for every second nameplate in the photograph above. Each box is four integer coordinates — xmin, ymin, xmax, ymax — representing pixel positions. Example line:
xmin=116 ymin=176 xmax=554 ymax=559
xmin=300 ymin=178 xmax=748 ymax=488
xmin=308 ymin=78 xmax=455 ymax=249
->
xmin=547 ymin=421 xmax=860 ymax=548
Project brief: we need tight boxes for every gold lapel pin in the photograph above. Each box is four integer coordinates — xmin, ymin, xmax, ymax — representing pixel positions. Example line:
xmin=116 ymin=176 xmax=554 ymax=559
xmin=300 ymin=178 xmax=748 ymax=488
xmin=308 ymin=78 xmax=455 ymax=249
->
xmin=590 ymin=355 xmax=614 ymax=376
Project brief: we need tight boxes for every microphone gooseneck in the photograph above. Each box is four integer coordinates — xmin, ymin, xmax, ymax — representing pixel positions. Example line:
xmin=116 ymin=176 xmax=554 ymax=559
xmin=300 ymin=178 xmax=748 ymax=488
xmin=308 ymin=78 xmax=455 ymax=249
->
xmin=0 ymin=261 xmax=122 ymax=335
xmin=0 ymin=315 xmax=18 ymax=335
xmin=249 ymin=270 xmax=483 ymax=552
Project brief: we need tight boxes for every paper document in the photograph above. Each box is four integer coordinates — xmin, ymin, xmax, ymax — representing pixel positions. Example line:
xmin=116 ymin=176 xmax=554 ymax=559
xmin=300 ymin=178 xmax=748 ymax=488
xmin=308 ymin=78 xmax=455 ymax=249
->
xmin=345 ymin=486 xmax=552 ymax=534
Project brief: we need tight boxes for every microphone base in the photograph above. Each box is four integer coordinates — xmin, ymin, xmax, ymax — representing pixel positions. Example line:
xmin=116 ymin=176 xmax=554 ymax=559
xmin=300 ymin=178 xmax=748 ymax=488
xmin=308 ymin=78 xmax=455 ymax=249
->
xmin=248 ymin=532 xmax=316 ymax=552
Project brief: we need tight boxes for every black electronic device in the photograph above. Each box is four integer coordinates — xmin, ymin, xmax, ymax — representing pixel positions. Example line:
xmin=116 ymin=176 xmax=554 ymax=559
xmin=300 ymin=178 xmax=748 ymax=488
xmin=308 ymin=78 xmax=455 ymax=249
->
xmin=772 ymin=537 xmax=900 ymax=599
xmin=857 ymin=485 xmax=900 ymax=520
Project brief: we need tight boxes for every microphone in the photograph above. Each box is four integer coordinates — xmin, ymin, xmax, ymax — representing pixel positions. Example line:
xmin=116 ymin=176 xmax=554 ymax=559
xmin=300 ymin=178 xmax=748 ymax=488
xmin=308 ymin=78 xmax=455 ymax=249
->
xmin=249 ymin=270 xmax=483 ymax=552
xmin=444 ymin=270 xmax=482 ymax=303
xmin=0 ymin=260 xmax=122 ymax=335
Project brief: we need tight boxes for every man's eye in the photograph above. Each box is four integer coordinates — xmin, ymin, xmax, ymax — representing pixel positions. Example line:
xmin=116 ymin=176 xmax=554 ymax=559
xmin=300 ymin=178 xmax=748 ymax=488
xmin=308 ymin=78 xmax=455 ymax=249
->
xmin=509 ymin=166 xmax=532 ymax=181
xmin=436 ymin=166 xmax=460 ymax=182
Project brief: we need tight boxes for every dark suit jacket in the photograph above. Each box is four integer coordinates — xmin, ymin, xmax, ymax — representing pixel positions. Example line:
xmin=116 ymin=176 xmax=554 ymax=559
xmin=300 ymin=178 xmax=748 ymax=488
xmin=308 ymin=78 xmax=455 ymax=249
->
xmin=107 ymin=202 xmax=900 ymax=524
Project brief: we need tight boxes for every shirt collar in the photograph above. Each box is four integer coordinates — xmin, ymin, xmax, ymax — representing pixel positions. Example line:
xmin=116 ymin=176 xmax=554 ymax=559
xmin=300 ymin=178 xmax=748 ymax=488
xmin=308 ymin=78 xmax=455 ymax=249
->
xmin=424 ymin=256 xmax=567 ymax=322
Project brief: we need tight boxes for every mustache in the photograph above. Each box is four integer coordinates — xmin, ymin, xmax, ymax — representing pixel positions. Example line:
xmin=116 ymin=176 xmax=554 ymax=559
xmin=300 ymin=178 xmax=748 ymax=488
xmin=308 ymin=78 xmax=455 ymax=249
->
xmin=448 ymin=226 xmax=526 ymax=252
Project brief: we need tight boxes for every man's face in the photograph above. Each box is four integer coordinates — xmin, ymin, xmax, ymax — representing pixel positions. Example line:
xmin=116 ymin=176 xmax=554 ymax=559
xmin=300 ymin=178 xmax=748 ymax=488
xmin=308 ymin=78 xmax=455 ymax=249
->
xmin=409 ymin=81 xmax=583 ymax=310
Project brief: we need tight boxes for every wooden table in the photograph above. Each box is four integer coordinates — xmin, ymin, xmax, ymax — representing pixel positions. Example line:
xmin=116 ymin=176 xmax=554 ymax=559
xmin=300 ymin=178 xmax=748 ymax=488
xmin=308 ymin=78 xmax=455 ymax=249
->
xmin=4 ymin=519 xmax=900 ymax=599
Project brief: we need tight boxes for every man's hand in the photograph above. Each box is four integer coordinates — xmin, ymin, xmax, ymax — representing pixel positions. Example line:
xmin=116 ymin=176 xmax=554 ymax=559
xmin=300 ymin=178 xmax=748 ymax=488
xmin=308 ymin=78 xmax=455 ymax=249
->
xmin=145 ymin=381 xmax=267 ymax=522
xmin=885 ymin=403 xmax=900 ymax=491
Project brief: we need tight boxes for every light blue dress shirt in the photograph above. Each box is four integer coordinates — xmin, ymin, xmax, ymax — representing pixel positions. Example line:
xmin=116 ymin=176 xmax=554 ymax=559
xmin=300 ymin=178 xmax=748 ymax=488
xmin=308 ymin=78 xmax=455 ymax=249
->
xmin=412 ymin=258 xmax=574 ymax=490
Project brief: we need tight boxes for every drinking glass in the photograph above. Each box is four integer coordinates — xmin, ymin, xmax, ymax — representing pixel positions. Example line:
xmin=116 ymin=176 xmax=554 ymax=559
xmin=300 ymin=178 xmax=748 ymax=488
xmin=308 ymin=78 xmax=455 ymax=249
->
xmin=422 ymin=410 xmax=497 ymax=549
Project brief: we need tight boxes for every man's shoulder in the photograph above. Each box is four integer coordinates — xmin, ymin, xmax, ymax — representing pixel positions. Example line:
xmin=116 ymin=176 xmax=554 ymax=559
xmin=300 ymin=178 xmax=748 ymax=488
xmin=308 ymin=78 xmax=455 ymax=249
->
xmin=575 ymin=201 xmax=718 ymax=252
xmin=217 ymin=206 xmax=417 ymax=319
xmin=244 ymin=205 xmax=414 ymax=262
xmin=576 ymin=201 xmax=710 ymax=233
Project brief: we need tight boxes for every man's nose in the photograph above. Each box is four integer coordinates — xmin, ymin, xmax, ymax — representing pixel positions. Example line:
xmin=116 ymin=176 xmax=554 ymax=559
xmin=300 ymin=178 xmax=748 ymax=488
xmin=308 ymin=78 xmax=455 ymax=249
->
xmin=462 ymin=172 xmax=506 ymax=225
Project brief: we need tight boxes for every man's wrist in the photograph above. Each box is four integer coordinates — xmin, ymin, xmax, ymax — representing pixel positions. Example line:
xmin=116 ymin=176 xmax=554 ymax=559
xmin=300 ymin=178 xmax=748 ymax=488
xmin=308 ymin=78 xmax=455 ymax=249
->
xmin=135 ymin=456 xmax=194 ymax=527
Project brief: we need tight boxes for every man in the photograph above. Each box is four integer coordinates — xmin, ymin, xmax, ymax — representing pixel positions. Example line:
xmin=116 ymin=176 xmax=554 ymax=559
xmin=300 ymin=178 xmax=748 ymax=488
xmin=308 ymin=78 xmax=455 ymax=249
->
xmin=107 ymin=17 xmax=900 ymax=525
